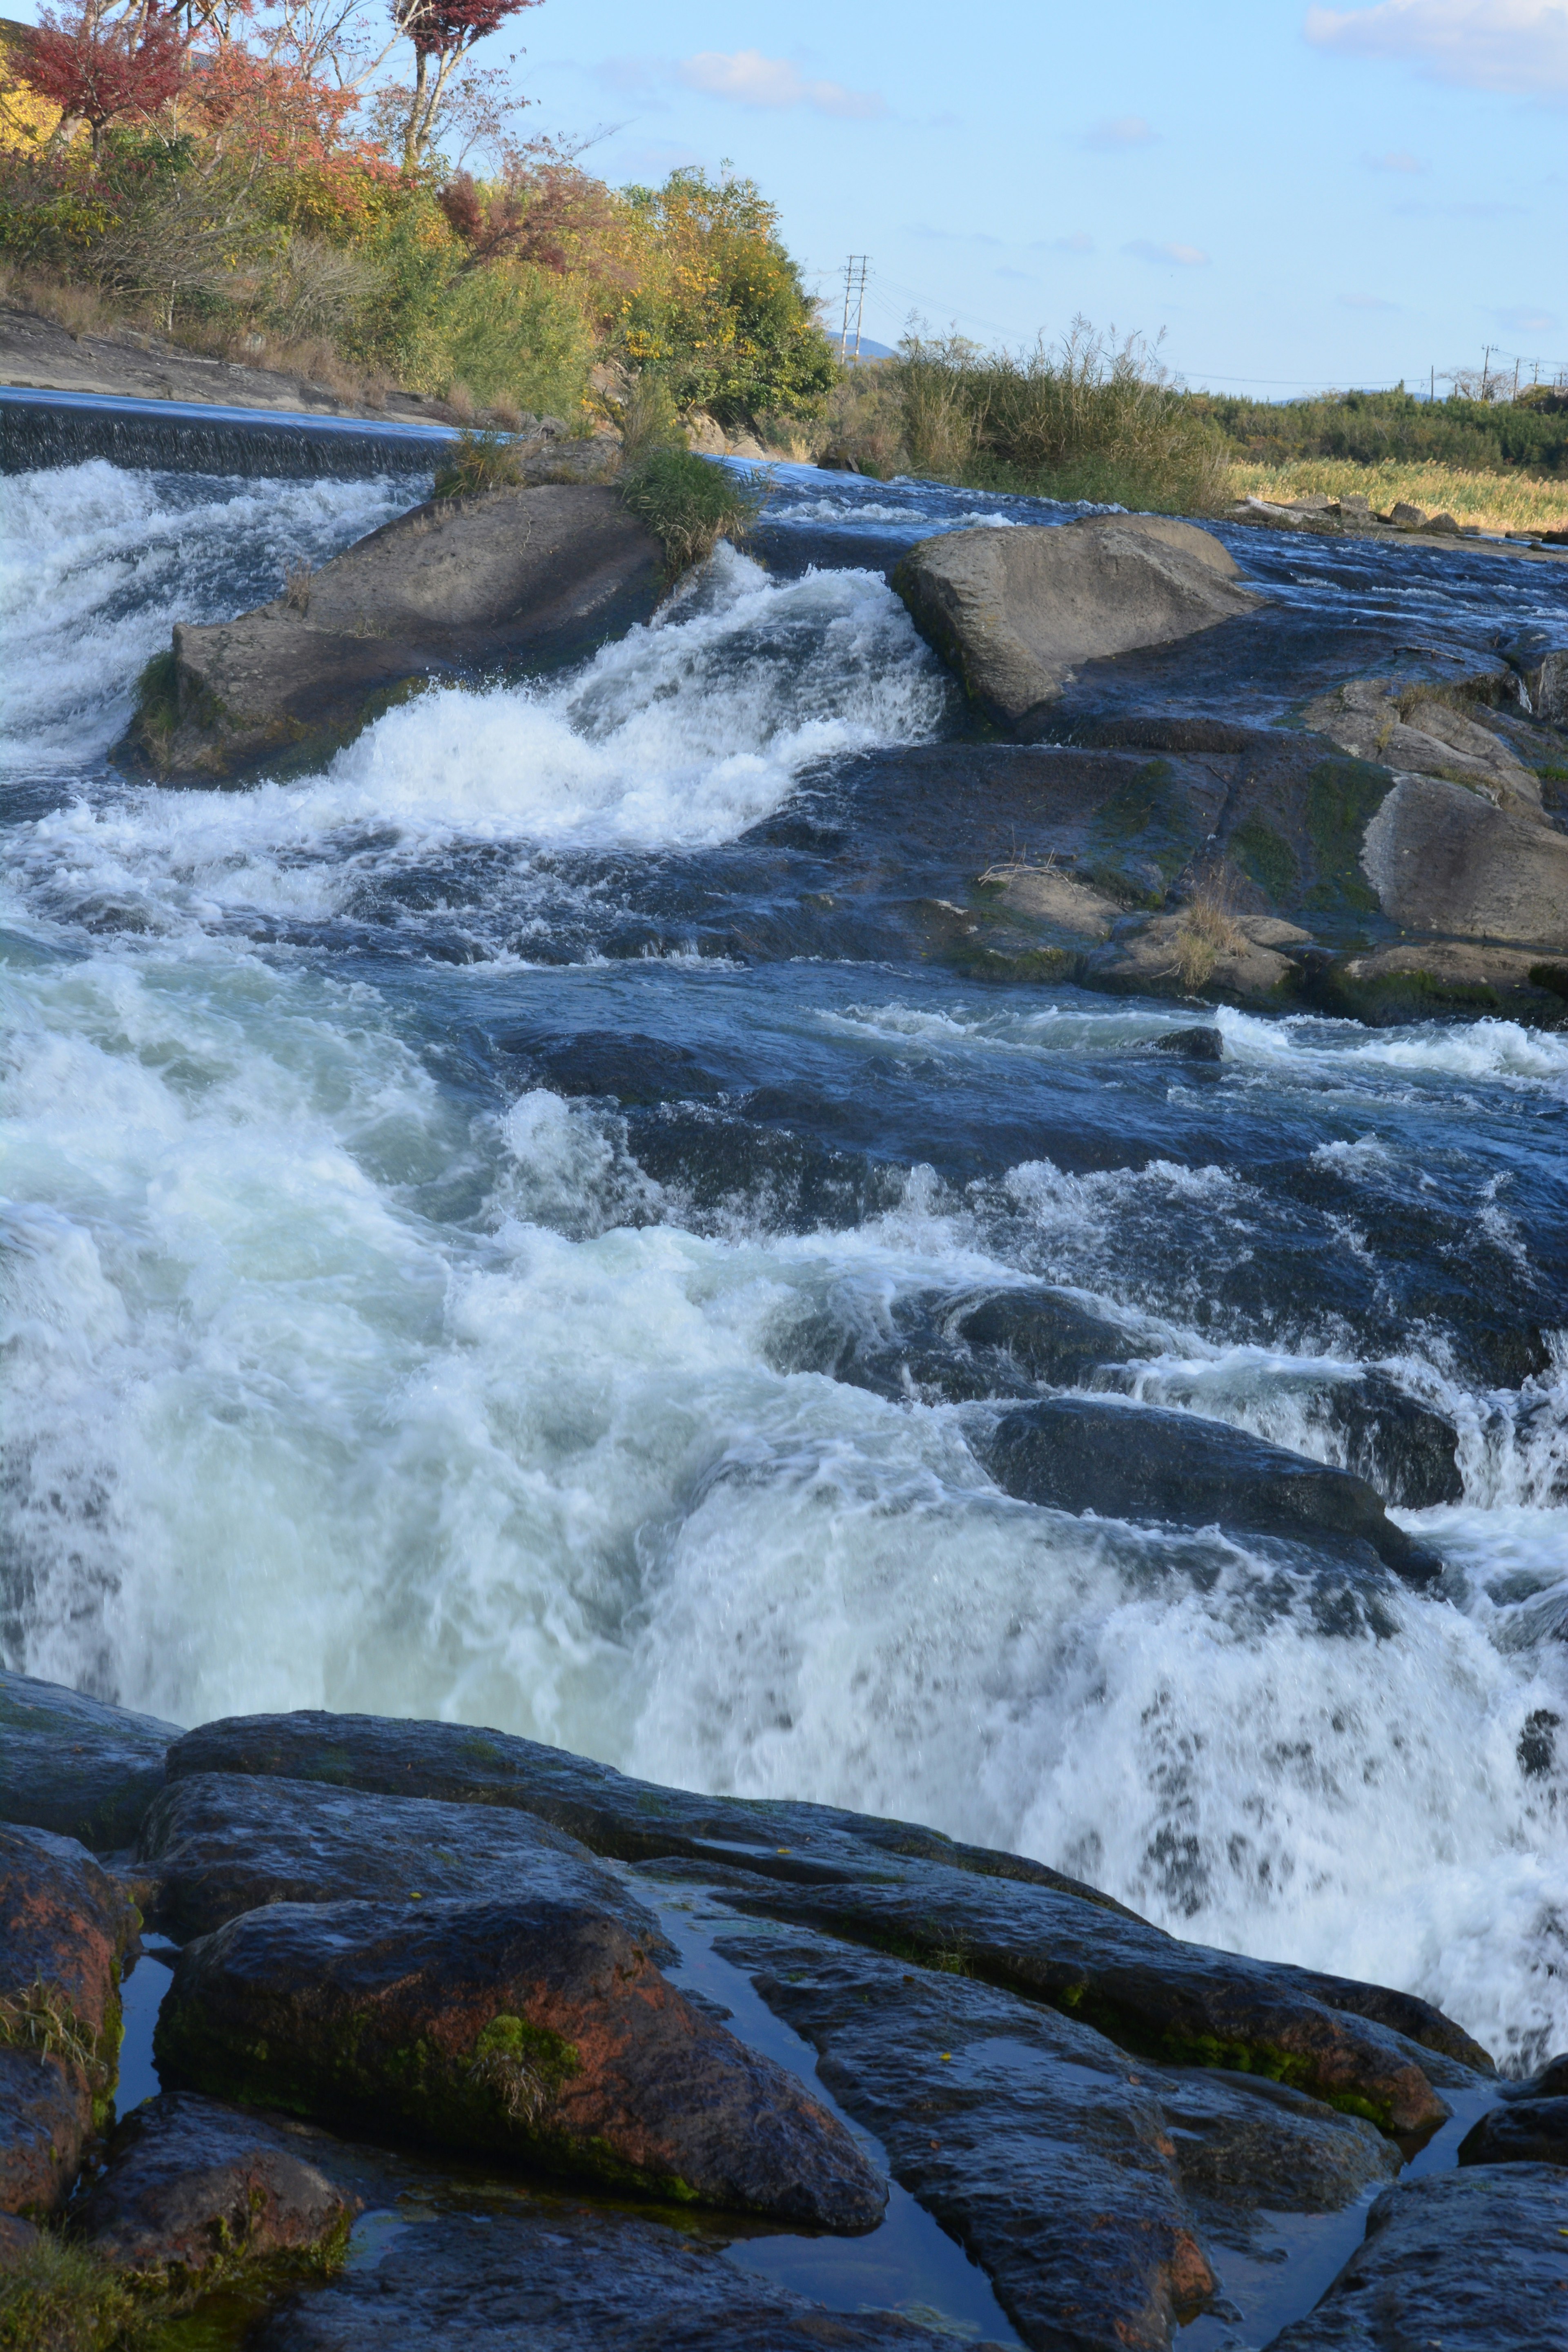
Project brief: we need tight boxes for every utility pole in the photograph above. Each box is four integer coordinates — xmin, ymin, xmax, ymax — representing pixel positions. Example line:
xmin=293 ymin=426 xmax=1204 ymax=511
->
xmin=1430 ymin=363 xmax=1434 ymax=403
xmin=1480 ymin=344 xmax=1492 ymax=399
xmin=1512 ymin=355 xmax=1520 ymax=399
xmin=840 ymin=256 xmax=869 ymax=361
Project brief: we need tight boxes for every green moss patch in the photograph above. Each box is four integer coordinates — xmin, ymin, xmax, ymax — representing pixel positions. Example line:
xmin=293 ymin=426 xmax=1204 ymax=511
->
xmin=1301 ymin=758 xmax=1389 ymax=917
xmin=1228 ymin=812 xmax=1300 ymax=904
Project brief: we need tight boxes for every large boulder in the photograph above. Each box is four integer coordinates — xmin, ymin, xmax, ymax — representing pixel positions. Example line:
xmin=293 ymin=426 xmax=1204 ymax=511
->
xmin=123 ymin=481 xmax=663 ymax=785
xmin=154 ymin=1893 xmax=886 ymax=2228
xmin=892 ymin=517 xmax=1264 ymax=728
xmin=0 ymin=1668 xmax=178 ymax=1850
xmin=1359 ymin=773 xmax=1568 ymax=949
xmin=75 ymin=2093 xmax=353 ymax=2279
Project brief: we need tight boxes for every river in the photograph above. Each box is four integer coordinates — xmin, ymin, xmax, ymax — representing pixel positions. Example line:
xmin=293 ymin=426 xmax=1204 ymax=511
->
xmin=2 ymin=451 xmax=1565 ymax=2084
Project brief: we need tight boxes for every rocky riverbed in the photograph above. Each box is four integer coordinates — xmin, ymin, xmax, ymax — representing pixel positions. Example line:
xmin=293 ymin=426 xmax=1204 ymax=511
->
xmin=4 ymin=1668 xmax=1566 ymax=2348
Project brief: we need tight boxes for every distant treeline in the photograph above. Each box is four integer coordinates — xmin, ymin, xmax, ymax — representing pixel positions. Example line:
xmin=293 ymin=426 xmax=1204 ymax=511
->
xmin=1194 ymin=387 xmax=1568 ymax=480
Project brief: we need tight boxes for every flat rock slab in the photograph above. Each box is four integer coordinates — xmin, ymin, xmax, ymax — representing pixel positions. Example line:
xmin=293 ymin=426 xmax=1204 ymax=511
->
xmin=893 ymin=517 xmax=1264 ymax=727
xmin=155 ymin=1894 xmax=884 ymax=2228
xmin=130 ymin=482 xmax=663 ymax=783
xmin=76 ymin=2091 xmax=353 ymax=2278
xmin=135 ymin=1770 xmax=671 ymax=1948
xmin=982 ymin=1394 xmax=1442 ymax=1583
xmin=714 ymin=1921 xmax=1399 ymax=2351
xmin=1268 ymin=2163 xmax=1568 ymax=2350
xmin=252 ymin=2203 xmax=1000 ymax=2351
xmin=0 ymin=1668 xmax=178 ymax=1849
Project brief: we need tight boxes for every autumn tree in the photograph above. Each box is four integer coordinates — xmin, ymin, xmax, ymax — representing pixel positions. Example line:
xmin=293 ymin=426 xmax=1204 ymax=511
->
xmin=388 ymin=0 xmax=539 ymax=169
xmin=20 ymin=1 xmax=186 ymax=160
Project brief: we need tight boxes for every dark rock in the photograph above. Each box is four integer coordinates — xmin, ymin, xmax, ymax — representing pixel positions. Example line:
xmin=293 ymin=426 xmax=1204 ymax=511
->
xmin=983 ymin=1395 xmax=1443 ymax=1584
xmin=1318 ymin=1370 xmax=1462 ymax=1510
xmin=0 ymin=1823 xmax=141 ymax=2080
xmin=644 ymin=1855 xmax=1462 ymax=2134
xmin=946 ymin=1287 xmax=1145 ymax=1385
xmin=122 ymin=483 xmax=662 ymax=785
xmin=155 ymin=1895 xmax=885 ymax=2228
xmin=1267 ymin=2164 xmax=1568 ymax=2350
xmin=0 ymin=1669 xmax=178 ymax=1849
xmin=163 ymin=1708 xmax=1486 ymax=2116
xmin=715 ymin=1921 xmax=1400 ymax=2347
xmin=497 ymin=1030 xmax=727 ymax=1105
xmin=1458 ymin=2095 xmax=1568 ymax=2167
xmin=76 ymin=2091 xmax=353 ymax=2277
xmin=1155 ymin=1025 xmax=1223 ymax=1060
xmin=252 ymin=2203 xmax=998 ymax=2352
xmin=893 ymin=517 xmax=1263 ymax=727
xmin=0 ymin=2212 xmax=40 ymax=2268
xmin=1507 ymin=2051 xmax=1568 ymax=2100
xmin=0 ymin=2045 xmax=91 ymax=2218
xmin=135 ymin=1771 xmax=670 ymax=1947
xmin=769 ymin=1283 xmax=1144 ymax=1405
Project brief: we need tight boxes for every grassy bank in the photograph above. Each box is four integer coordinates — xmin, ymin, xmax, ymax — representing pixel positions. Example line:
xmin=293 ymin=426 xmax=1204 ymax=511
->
xmin=1225 ymin=458 xmax=1568 ymax=537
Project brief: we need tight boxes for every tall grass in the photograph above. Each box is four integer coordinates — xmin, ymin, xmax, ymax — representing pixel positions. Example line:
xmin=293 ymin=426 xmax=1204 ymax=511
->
xmin=1226 ymin=456 xmax=1568 ymax=537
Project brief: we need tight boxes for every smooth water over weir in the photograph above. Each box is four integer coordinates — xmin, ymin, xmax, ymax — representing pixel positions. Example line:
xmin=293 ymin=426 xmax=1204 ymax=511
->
xmin=2 ymin=455 xmax=1567 ymax=2101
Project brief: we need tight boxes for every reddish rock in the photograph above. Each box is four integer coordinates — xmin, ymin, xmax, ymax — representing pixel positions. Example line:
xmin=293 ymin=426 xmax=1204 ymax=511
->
xmin=0 ymin=1822 xmax=141 ymax=2056
xmin=155 ymin=1895 xmax=885 ymax=2228
xmin=0 ymin=2046 xmax=91 ymax=2218
xmin=76 ymin=2093 xmax=354 ymax=2279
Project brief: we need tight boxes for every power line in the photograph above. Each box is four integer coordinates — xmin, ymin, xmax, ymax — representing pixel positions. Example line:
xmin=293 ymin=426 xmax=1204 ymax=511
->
xmin=838 ymin=256 xmax=870 ymax=361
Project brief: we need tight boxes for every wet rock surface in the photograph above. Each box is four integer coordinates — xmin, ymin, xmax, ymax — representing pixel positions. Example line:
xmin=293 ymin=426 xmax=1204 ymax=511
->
xmin=1457 ymin=2094 xmax=1568 ymax=2167
xmin=76 ymin=2091 xmax=353 ymax=2276
xmin=893 ymin=518 xmax=1264 ymax=726
xmin=251 ymin=2203 xmax=998 ymax=2351
xmin=1268 ymin=2164 xmax=1568 ymax=2350
xmin=0 ymin=2045 xmax=91 ymax=2218
xmin=0 ymin=1822 xmax=140 ymax=2058
xmin=155 ymin=1892 xmax=886 ymax=2227
xmin=135 ymin=1770 xmax=670 ymax=1947
xmin=0 ymin=1669 xmax=177 ymax=1849
xmin=982 ymin=1395 xmax=1442 ymax=1582
xmin=125 ymin=482 xmax=661 ymax=784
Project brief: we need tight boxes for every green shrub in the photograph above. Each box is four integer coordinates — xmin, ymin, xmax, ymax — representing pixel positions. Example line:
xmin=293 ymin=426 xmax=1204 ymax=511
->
xmin=432 ymin=426 xmax=523 ymax=501
xmin=618 ymin=448 xmax=767 ymax=574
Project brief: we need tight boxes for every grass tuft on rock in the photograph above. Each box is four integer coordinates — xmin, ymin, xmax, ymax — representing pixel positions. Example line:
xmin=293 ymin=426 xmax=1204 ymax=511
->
xmin=1168 ymin=888 xmax=1247 ymax=990
xmin=432 ymin=427 xmax=524 ymax=502
xmin=0 ymin=2237 xmax=145 ymax=2352
xmin=618 ymin=448 xmax=767 ymax=575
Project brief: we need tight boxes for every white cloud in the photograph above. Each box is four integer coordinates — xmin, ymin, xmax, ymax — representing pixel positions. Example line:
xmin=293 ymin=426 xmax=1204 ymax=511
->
xmin=1305 ymin=2 xmax=1568 ymax=98
xmin=1125 ymin=238 xmax=1210 ymax=265
xmin=1086 ymin=114 xmax=1157 ymax=147
xmin=678 ymin=49 xmax=885 ymax=118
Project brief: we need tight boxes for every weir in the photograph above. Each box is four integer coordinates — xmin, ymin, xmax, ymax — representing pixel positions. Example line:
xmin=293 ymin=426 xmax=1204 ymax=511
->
xmin=0 ymin=384 xmax=454 ymax=478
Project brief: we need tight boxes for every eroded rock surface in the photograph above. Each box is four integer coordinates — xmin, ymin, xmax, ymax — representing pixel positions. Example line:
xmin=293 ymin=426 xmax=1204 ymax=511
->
xmin=155 ymin=1894 xmax=886 ymax=2227
xmin=76 ymin=2092 xmax=353 ymax=2278
xmin=1359 ymin=773 xmax=1568 ymax=949
xmin=1268 ymin=2164 xmax=1568 ymax=2350
xmin=893 ymin=517 xmax=1264 ymax=727
xmin=252 ymin=2203 xmax=997 ymax=2352
xmin=0 ymin=2044 xmax=91 ymax=2218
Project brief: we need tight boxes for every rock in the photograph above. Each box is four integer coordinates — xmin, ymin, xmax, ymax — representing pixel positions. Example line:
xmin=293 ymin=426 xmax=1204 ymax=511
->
xmin=123 ymin=482 xmax=663 ymax=784
xmin=725 ymin=432 xmax=769 ymax=461
xmin=892 ymin=517 xmax=1264 ymax=728
xmin=983 ymin=864 xmax=1123 ymax=936
xmin=1498 ymin=631 xmax=1568 ymax=724
xmin=771 ymin=1282 xmax=1149 ymax=1407
xmin=0 ymin=2045 xmax=91 ymax=2218
xmin=982 ymin=1394 xmax=1443 ymax=1584
xmin=0 ymin=1823 xmax=140 ymax=2078
xmin=715 ymin=1922 xmax=1217 ymax=2351
xmin=682 ymin=411 xmax=729 ymax=457
xmin=1508 ymin=2052 xmax=1568 ymax=2100
xmin=1087 ymin=910 xmax=1307 ymax=1002
xmin=1458 ymin=2095 xmax=1568 ymax=2167
xmin=0 ymin=2212 xmax=39 ymax=2268
xmin=1316 ymin=1370 xmax=1462 ymax=1511
xmin=1388 ymin=501 xmax=1428 ymax=527
xmin=1287 ymin=492 xmax=1335 ymax=513
xmin=1332 ymin=493 xmax=1372 ymax=518
xmin=75 ymin=2092 xmax=353 ymax=2278
xmin=251 ymin=2203 xmax=994 ymax=2352
xmin=1155 ymin=1025 xmax=1224 ymax=1059
xmin=1304 ymin=677 xmax=1544 ymax=815
xmin=0 ymin=1669 xmax=178 ymax=1850
xmin=1360 ymin=775 xmax=1568 ymax=949
xmin=135 ymin=1770 xmax=669 ymax=1946
xmin=154 ymin=1895 xmax=886 ymax=2227
xmin=1327 ymin=939 xmax=1568 ymax=1025
xmin=1426 ymin=510 xmax=1461 ymax=534
xmin=1267 ymin=2164 xmax=1568 ymax=2350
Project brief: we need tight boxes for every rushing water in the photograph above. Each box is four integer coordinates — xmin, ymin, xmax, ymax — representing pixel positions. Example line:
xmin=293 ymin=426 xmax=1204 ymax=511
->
xmin=3 ymin=455 xmax=1566 ymax=2081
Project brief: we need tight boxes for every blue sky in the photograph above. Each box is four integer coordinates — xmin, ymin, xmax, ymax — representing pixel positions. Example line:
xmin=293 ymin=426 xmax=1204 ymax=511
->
xmin=519 ymin=0 xmax=1566 ymax=395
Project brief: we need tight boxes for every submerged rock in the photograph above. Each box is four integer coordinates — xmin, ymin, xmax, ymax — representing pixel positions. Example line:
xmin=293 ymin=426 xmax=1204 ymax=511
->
xmin=251 ymin=2202 xmax=994 ymax=2352
xmin=155 ymin=1893 xmax=886 ymax=2227
xmin=1268 ymin=2164 xmax=1568 ymax=2350
xmin=122 ymin=482 xmax=662 ymax=785
xmin=982 ymin=1394 xmax=1443 ymax=1583
xmin=1155 ymin=1024 xmax=1224 ymax=1060
xmin=893 ymin=517 xmax=1264 ymax=728
xmin=76 ymin=2092 xmax=353 ymax=2278
xmin=135 ymin=1770 xmax=668 ymax=1947
xmin=0 ymin=1668 xmax=178 ymax=1849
